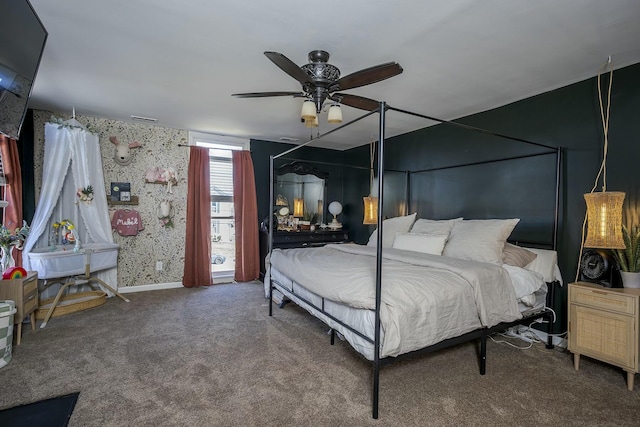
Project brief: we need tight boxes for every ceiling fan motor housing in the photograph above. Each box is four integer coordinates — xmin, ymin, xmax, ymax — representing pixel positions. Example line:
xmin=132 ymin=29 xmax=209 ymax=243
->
xmin=301 ymin=50 xmax=341 ymax=113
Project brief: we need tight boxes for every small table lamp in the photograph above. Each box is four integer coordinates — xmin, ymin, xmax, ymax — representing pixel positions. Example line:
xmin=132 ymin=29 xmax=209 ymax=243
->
xmin=328 ymin=201 xmax=343 ymax=229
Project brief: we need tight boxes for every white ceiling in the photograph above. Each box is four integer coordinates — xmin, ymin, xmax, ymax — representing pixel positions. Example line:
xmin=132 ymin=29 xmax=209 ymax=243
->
xmin=27 ymin=0 xmax=640 ymax=150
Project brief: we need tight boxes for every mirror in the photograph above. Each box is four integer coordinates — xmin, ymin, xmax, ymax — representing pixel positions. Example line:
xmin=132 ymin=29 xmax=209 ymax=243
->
xmin=275 ymin=161 xmax=328 ymax=230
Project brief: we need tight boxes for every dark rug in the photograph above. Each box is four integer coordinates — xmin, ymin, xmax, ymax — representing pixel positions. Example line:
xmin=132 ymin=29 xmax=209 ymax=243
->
xmin=0 ymin=392 xmax=79 ymax=427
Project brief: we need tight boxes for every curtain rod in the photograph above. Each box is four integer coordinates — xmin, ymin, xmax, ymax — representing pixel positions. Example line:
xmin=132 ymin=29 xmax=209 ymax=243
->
xmin=178 ymin=143 xmax=252 ymax=153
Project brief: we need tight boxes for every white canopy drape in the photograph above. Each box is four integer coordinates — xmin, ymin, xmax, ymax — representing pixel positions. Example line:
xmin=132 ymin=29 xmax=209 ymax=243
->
xmin=23 ymin=120 xmax=117 ymax=296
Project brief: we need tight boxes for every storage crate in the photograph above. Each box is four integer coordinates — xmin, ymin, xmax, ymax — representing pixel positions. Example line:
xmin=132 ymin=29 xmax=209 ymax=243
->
xmin=0 ymin=300 xmax=16 ymax=368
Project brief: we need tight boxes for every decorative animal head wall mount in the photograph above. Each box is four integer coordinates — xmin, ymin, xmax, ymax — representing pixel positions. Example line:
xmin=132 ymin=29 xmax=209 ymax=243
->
xmin=157 ymin=199 xmax=174 ymax=228
xmin=109 ymin=136 xmax=143 ymax=166
xmin=144 ymin=166 xmax=178 ymax=194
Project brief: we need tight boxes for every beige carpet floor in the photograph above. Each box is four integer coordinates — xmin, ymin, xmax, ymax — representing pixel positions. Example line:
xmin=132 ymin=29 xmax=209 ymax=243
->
xmin=1 ymin=281 xmax=639 ymax=426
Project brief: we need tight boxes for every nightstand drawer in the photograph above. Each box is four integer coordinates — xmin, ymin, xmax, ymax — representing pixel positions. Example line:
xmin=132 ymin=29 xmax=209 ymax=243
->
xmin=570 ymin=286 xmax=636 ymax=315
xmin=24 ymin=277 xmax=38 ymax=295
xmin=23 ymin=293 xmax=38 ymax=315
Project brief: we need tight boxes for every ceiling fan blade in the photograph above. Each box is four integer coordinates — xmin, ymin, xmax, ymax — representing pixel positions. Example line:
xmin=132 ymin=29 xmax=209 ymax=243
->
xmin=264 ymin=51 xmax=314 ymax=86
xmin=232 ymin=91 xmax=304 ymax=98
xmin=332 ymin=62 xmax=403 ymax=91
xmin=331 ymin=93 xmax=380 ymax=111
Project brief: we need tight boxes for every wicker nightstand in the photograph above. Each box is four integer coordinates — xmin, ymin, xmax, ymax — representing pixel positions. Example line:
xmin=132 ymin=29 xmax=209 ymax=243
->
xmin=0 ymin=271 xmax=38 ymax=345
xmin=568 ymin=281 xmax=639 ymax=391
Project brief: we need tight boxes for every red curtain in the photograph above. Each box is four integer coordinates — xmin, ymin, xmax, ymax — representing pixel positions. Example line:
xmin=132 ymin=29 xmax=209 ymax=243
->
xmin=182 ymin=146 xmax=212 ymax=287
xmin=0 ymin=135 xmax=23 ymax=266
xmin=232 ymin=150 xmax=259 ymax=282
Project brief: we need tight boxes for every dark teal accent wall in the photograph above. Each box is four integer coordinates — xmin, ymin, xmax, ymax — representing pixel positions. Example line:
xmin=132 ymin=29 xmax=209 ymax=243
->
xmin=351 ymin=61 xmax=639 ymax=332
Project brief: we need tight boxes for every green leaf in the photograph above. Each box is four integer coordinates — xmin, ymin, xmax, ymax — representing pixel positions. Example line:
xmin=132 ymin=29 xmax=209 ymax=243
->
xmin=613 ymin=224 xmax=640 ymax=272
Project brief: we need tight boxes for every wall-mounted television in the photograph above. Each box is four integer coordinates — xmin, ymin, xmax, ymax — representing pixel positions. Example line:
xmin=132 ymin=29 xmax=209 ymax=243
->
xmin=0 ymin=0 xmax=48 ymax=140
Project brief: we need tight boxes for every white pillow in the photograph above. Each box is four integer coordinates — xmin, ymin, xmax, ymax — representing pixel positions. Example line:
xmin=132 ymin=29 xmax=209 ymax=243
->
xmin=392 ymin=233 xmax=448 ymax=255
xmin=442 ymin=219 xmax=520 ymax=265
xmin=367 ymin=213 xmax=417 ymax=248
xmin=523 ymin=248 xmax=559 ymax=283
xmin=410 ymin=217 xmax=463 ymax=235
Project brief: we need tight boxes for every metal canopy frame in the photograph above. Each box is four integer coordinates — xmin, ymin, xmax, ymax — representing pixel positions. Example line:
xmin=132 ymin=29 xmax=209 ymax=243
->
xmin=267 ymin=101 xmax=562 ymax=419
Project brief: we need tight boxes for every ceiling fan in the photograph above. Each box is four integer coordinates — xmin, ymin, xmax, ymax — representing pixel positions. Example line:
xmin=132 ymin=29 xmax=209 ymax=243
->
xmin=232 ymin=50 xmax=403 ymax=122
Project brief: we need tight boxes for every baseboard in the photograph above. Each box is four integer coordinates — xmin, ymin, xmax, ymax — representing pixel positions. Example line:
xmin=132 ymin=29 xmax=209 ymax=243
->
xmin=118 ymin=276 xmax=235 ymax=293
xmin=118 ymin=282 xmax=182 ymax=293
xmin=214 ymin=275 xmax=235 ymax=284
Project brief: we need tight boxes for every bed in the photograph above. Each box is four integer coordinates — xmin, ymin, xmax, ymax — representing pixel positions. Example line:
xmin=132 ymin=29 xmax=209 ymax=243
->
xmin=267 ymin=240 xmax=559 ymax=359
xmin=264 ymin=103 xmax=563 ymax=418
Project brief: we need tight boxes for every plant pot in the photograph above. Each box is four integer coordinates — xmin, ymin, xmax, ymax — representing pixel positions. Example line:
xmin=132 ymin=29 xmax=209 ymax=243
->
xmin=299 ymin=221 xmax=311 ymax=231
xmin=620 ymin=271 xmax=640 ymax=289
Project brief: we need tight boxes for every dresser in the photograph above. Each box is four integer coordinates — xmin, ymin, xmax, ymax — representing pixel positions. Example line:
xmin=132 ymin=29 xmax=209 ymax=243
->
xmin=259 ymin=228 xmax=349 ymax=280
xmin=568 ymin=281 xmax=639 ymax=390
xmin=0 ymin=271 xmax=38 ymax=345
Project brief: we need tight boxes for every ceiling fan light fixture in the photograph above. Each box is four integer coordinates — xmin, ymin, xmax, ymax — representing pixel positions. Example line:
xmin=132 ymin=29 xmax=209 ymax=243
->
xmin=304 ymin=116 xmax=318 ymax=128
xmin=327 ymin=104 xmax=343 ymax=124
xmin=301 ymin=100 xmax=316 ymax=120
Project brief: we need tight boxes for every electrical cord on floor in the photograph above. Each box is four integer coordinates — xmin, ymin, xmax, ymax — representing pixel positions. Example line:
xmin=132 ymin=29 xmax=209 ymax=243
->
xmin=520 ymin=322 xmax=569 ymax=351
xmin=490 ymin=308 xmax=567 ymax=351
xmin=489 ymin=332 xmax=535 ymax=350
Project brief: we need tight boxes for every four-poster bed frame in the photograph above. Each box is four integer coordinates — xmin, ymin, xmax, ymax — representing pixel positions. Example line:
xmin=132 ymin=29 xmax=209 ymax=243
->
xmin=267 ymin=102 xmax=562 ymax=419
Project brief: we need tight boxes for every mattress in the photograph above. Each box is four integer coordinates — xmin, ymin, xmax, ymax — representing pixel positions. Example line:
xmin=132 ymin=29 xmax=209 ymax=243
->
xmin=266 ymin=244 xmax=550 ymax=361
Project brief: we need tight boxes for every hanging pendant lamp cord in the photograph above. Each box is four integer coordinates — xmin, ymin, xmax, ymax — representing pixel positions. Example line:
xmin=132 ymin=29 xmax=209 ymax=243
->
xmin=574 ymin=58 xmax=614 ymax=281
xmin=370 ymin=142 xmax=375 ymax=195
xmin=592 ymin=60 xmax=613 ymax=193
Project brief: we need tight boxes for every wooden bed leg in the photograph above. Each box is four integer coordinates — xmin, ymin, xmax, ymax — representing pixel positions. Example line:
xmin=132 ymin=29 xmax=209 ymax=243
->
xmin=330 ymin=329 xmax=335 ymax=345
xmin=480 ymin=335 xmax=487 ymax=375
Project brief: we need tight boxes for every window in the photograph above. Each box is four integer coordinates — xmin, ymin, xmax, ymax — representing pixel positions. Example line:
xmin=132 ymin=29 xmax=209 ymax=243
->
xmin=189 ymin=132 xmax=249 ymax=280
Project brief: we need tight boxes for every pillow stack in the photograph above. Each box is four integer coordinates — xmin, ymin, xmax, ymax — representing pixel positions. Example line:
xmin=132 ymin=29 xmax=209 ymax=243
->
xmin=366 ymin=215 xmax=538 ymax=267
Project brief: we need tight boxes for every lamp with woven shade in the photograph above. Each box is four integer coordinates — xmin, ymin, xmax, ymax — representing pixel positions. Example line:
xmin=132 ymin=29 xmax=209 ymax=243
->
xmin=293 ymin=197 xmax=304 ymax=217
xmin=363 ymin=142 xmax=378 ymax=224
xmin=573 ymin=60 xmax=629 ymax=283
xmin=582 ymin=61 xmax=626 ymax=250
xmin=363 ymin=195 xmax=378 ymax=225
xmin=584 ymin=191 xmax=626 ymax=249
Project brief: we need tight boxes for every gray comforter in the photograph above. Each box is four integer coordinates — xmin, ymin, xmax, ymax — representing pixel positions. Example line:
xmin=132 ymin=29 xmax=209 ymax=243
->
xmin=269 ymin=243 xmax=521 ymax=358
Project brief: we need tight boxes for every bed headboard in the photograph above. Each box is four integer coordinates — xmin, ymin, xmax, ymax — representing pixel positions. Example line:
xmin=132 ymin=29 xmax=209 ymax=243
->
xmin=404 ymin=150 xmax=560 ymax=249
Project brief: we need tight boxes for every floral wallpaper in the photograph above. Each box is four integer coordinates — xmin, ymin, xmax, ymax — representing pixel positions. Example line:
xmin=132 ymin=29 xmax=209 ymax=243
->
xmin=32 ymin=110 xmax=189 ymax=287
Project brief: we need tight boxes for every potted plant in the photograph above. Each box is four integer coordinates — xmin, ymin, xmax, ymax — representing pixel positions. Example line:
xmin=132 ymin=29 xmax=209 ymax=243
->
xmin=299 ymin=211 xmax=315 ymax=231
xmin=613 ymin=224 xmax=640 ymax=288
